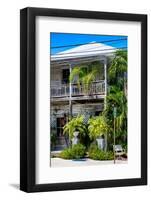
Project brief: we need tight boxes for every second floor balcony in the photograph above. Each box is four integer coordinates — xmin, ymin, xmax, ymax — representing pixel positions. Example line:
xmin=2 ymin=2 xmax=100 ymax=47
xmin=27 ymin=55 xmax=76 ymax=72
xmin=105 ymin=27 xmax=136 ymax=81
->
xmin=51 ymin=80 xmax=105 ymax=98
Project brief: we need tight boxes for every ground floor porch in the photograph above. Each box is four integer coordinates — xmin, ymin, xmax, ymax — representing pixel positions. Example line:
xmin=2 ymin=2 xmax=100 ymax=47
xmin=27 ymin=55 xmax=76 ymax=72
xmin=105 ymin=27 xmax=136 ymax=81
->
xmin=50 ymin=100 xmax=105 ymax=151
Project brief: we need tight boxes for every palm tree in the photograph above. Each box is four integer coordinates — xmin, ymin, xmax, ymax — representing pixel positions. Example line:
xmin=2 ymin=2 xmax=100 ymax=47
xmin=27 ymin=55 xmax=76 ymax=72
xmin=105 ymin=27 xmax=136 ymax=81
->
xmin=108 ymin=49 xmax=127 ymax=90
xmin=104 ymin=49 xmax=128 ymax=149
xmin=69 ymin=66 xmax=86 ymax=90
xmin=69 ymin=61 xmax=103 ymax=95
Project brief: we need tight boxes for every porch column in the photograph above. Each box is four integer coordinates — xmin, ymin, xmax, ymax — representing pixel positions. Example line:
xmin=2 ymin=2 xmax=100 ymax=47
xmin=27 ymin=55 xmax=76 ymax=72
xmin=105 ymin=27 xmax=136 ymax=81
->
xmin=104 ymin=57 xmax=107 ymax=109
xmin=69 ymin=63 xmax=72 ymax=118
xmin=104 ymin=57 xmax=108 ymax=151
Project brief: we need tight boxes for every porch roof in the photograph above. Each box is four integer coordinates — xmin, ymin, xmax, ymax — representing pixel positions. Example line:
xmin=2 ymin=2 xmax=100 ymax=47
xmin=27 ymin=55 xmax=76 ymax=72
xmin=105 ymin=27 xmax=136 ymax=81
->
xmin=51 ymin=42 xmax=116 ymax=62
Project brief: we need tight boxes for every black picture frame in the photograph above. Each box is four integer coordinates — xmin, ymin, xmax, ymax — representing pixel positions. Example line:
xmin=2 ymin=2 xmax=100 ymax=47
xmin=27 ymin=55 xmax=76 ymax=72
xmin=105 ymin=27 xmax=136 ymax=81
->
xmin=20 ymin=7 xmax=147 ymax=192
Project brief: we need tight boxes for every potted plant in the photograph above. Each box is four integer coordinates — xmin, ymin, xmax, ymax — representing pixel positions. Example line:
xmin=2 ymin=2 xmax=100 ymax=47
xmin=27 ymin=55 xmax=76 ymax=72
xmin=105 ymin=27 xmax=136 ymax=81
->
xmin=88 ymin=116 xmax=109 ymax=150
xmin=63 ymin=115 xmax=86 ymax=146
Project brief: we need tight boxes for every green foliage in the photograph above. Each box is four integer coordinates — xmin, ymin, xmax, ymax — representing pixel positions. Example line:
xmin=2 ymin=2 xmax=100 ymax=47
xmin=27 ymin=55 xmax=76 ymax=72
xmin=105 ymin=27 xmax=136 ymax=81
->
xmin=63 ymin=115 xmax=86 ymax=140
xmin=88 ymin=144 xmax=113 ymax=160
xmin=108 ymin=50 xmax=127 ymax=88
xmin=103 ymin=49 xmax=128 ymax=149
xmin=69 ymin=61 xmax=103 ymax=95
xmin=59 ymin=144 xmax=86 ymax=159
xmin=88 ymin=116 xmax=110 ymax=140
xmin=88 ymin=143 xmax=98 ymax=152
xmin=50 ymin=133 xmax=57 ymax=150
xmin=79 ymin=124 xmax=91 ymax=149
xmin=82 ymin=71 xmax=97 ymax=94
xmin=105 ymin=86 xmax=127 ymax=147
xmin=71 ymin=144 xmax=86 ymax=159
xmin=59 ymin=148 xmax=73 ymax=159
xmin=69 ymin=66 xmax=86 ymax=88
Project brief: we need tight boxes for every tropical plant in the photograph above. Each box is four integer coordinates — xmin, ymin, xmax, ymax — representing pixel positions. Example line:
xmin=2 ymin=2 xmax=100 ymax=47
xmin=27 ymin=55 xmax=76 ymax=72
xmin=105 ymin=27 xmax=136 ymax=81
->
xmin=88 ymin=144 xmax=113 ymax=160
xmin=59 ymin=148 xmax=73 ymax=159
xmin=63 ymin=115 xmax=86 ymax=140
xmin=59 ymin=144 xmax=86 ymax=159
xmin=105 ymin=86 xmax=127 ymax=146
xmin=116 ymin=94 xmax=127 ymax=133
xmin=69 ymin=61 xmax=103 ymax=95
xmin=88 ymin=115 xmax=110 ymax=140
xmin=103 ymin=49 xmax=128 ymax=149
xmin=69 ymin=66 xmax=86 ymax=88
xmin=108 ymin=49 xmax=127 ymax=89
xmin=71 ymin=144 xmax=86 ymax=159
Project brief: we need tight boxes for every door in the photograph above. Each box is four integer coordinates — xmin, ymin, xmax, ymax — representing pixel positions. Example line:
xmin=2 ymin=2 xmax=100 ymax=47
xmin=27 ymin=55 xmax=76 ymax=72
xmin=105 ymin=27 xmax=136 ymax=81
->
xmin=62 ymin=68 xmax=70 ymax=84
xmin=56 ymin=117 xmax=65 ymax=137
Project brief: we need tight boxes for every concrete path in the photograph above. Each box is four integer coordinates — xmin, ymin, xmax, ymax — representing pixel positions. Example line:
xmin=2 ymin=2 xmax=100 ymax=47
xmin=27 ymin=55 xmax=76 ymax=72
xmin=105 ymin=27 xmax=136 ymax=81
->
xmin=51 ymin=158 xmax=127 ymax=168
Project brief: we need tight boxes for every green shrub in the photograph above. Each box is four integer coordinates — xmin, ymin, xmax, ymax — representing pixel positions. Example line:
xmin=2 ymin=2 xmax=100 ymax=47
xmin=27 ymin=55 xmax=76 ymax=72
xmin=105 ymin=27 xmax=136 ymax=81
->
xmin=59 ymin=148 xmax=73 ymax=159
xmin=71 ymin=143 xmax=86 ymax=159
xmin=89 ymin=143 xmax=98 ymax=152
xmin=88 ymin=145 xmax=113 ymax=160
xmin=59 ymin=144 xmax=86 ymax=160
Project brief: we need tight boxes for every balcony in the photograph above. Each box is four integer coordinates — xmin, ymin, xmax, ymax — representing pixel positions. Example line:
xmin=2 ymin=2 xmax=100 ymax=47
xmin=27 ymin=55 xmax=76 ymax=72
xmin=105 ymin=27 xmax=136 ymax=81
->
xmin=51 ymin=80 xmax=105 ymax=98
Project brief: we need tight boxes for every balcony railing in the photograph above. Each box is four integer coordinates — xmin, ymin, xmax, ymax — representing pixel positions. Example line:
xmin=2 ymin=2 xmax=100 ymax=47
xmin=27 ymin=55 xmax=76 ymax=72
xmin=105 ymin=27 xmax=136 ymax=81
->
xmin=51 ymin=80 xmax=105 ymax=97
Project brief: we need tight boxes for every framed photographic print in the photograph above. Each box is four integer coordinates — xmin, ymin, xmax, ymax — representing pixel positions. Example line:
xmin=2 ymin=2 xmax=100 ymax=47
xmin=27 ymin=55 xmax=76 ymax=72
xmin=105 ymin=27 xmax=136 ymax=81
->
xmin=20 ymin=7 xmax=147 ymax=192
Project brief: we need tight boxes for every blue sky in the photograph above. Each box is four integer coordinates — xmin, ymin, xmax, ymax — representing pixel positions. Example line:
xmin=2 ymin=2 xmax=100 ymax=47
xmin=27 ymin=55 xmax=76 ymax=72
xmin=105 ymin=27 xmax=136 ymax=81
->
xmin=50 ymin=32 xmax=127 ymax=55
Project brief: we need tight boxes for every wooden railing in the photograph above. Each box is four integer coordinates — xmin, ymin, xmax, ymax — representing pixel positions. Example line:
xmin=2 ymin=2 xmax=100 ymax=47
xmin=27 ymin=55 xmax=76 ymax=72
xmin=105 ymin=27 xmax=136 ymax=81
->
xmin=51 ymin=80 xmax=105 ymax=97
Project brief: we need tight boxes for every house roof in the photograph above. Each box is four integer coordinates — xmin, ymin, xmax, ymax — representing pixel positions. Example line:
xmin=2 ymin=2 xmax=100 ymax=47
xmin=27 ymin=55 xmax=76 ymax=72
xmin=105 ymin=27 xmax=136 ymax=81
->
xmin=51 ymin=42 xmax=116 ymax=61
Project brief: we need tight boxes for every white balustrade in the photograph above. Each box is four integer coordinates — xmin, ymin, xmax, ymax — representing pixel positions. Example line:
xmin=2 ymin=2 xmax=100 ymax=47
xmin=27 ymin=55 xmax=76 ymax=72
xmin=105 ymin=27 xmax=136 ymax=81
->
xmin=51 ymin=81 xmax=105 ymax=97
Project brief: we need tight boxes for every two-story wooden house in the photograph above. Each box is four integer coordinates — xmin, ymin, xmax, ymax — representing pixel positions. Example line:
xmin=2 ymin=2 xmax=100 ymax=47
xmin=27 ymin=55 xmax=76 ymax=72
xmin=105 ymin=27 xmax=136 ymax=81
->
xmin=50 ymin=42 xmax=116 ymax=150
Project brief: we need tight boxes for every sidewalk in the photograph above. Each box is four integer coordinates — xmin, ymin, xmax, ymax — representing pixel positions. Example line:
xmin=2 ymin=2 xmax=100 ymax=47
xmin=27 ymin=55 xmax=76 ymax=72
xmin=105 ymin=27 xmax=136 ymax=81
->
xmin=51 ymin=157 xmax=127 ymax=168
